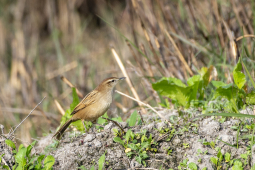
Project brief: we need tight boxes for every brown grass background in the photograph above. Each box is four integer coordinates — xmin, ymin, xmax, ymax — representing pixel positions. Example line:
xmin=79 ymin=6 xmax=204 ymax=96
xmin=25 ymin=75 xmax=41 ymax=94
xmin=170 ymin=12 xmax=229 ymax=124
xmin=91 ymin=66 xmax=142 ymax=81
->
xmin=0 ymin=0 xmax=254 ymax=145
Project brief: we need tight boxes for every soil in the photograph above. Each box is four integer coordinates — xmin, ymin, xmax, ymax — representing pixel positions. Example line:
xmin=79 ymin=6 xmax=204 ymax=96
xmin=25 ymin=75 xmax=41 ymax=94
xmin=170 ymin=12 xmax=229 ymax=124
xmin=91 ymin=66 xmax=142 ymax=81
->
xmin=1 ymin=108 xmax=255 ymax=170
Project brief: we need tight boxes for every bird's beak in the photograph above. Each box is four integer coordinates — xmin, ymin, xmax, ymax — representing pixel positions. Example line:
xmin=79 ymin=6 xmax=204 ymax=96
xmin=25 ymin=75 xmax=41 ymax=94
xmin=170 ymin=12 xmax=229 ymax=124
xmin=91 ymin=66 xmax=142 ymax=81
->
xmin=118 ymin=77 xmax=126 ymax=81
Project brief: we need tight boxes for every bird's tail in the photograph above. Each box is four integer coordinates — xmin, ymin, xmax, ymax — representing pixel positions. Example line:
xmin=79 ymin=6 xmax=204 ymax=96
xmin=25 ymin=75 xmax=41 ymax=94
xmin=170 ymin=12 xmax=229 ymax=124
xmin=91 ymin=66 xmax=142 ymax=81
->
xmin=52 ymin=119 xmax=74 ymax=140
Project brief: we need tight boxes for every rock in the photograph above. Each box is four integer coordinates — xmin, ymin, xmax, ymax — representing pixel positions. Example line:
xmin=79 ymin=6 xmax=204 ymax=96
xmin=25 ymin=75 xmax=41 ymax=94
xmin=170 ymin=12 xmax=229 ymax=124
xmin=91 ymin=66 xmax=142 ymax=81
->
xmin=84 ymin=134 xmax=95 ymax=142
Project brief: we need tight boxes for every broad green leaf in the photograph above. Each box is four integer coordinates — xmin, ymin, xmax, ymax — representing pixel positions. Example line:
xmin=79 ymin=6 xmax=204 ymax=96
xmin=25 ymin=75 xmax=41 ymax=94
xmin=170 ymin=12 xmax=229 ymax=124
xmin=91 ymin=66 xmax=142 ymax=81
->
xmin=225 ymin=152 xmax=231 ymax=162
xmin=113 ymin=137 xmax=125 ymax=146
xmin=2 ymin=165 xmax=9 ymax=170
xmin=188 ymin=162 xmax=197 ymax=170
xmin=232 ymin=160 xmax=243 ymax=170
xmin=44 ymin=155 xmax=55 ymax=170
xmin=15 ymin=147 xmax=27 ymax=167
xmin=5 ymin=139 xmax=16 ymax=149
xmin=152 ymin=78 xmax=190 ymax=107
xmin=211 ymin=81 xmax=227 ymax=88
xmin=210 ymin=157 xmax=218 ymax=165
xmin=187 ymin=75 xmax=201 ymax=86
xmin=246 ymin=91 xmax=255 ymax=104
xmin=90 ymin=165 xmax=95 ymax=170
xmin=233 ymin=60 xmax=246 ymax=89
xmin=98 ymin=153 xmax=105 ymax=170
xmin=129 ymin=111 xmax=137 ymax=127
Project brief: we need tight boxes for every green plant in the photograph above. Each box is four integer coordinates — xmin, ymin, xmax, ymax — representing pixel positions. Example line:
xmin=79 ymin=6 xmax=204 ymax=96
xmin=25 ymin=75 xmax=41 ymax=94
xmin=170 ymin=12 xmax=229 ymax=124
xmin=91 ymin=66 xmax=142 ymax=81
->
xmin=178 ymin=158 xmax=188 ymax=170
xmin=59 ymin=88 xmax=91 ymax=132
xmin=3 ymin=139 xmax=55 ymax=170
xmin=113 ymin=129 xmax=157 ymax=166
xmin=188 ymin=162 xmax=197 ymax=170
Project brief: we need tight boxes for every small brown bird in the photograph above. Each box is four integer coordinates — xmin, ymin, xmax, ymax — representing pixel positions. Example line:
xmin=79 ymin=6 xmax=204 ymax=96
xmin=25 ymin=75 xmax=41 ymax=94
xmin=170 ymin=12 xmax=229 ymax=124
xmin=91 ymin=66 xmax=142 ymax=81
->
xmin=53 ymin=77 xmax=126 ymax=140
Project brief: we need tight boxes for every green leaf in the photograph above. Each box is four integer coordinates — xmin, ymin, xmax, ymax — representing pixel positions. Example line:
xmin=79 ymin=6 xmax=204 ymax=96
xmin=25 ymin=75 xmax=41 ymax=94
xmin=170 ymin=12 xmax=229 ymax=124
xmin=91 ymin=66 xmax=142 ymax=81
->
xmin=15 ymin=147 xmax=27 ymax=167
xmin=5 ymin=139 xmax=16 ymax=149
xmin=78 ymin=165 xmax=87 ymax=170
xmin=152 ymin=78 xmax=190 ymax=107
xmin=113 ymin=137 xmax=125 ymax=146
xmin=26 ymin=141 xmax=36 ymax=158
xmin=90 ymin=165 xmax=95 ymax=170
xmin=44 ymin=155 xmax=55 ymax=170
xmin=135 ymin=156 xmax=142 ymax=164
xmin=188 ymin=162 xmax=197 ymax=170
xmin=70 ymin=87 xmax=80 ymax=110
xmin=35 ymin=155 xmax=45 ymax=170
xmin=59 ymin=88 xmax=86 ymax=131
xmin=125 ymin=129 xmax=132 ymax=143
xmin=2 ymin=165 xmax=9 ymax=170
xmin=232 ymin=160 xmax=243 ymax=170
xmin=217 ymin=150 xmax=223 ymax=162
xmin=129 ymin=111 xmax=137 ymax=127
xmin=111 ymin=117 xmax=123 ymax=122
xmin=246 ymin=91 xmax=255 ymax=104
xmin=211 ymin=81 xmax=227 ymax=88
xmin=202 ymin=168 xmax=207 ymax=170
xmin=210 ymin=157 xmax=218 ymax=165
xmin=233 ymin=59 xmax=246 ymax=89
xmin=98 ymin=153 xmax=105 ymax=170
xmin=225 ymin=152 xmax=231 ymax=162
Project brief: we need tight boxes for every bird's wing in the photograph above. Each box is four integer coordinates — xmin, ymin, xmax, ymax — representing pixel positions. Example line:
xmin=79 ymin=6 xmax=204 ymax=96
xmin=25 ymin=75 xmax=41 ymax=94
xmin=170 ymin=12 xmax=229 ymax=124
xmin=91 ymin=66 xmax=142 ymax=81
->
xmin=70 ymin=90 xmax=98 ymax=115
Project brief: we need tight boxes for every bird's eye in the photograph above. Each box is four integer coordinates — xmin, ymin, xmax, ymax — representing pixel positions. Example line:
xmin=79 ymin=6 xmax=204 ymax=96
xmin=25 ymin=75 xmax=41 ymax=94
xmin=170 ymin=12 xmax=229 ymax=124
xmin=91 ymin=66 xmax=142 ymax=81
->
xmin=111 ymin=80 xmax=115 ymax=82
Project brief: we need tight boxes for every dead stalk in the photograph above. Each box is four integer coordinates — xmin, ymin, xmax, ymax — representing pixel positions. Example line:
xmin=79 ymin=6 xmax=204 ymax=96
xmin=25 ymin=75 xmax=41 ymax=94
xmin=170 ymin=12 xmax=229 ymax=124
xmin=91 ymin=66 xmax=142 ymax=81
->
xmin=7 ymin=97 xmax=46 ymax=138
xmin=115 ymin=90 xmax=171 ymax=126
xmin=111 ymin=47 xmax=146 ymax=114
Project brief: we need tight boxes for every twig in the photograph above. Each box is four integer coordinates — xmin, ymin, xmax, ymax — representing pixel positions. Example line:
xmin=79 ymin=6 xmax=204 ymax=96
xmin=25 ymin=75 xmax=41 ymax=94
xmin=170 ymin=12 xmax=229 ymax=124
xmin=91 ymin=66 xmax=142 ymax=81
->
xmin=115 ymin=90 xmax=171 ymax=127
xmin=111 ymin=47 xmax=147 ymax=114
xmin=102 ymin=117 xmax=125 ymax=135
xmin=7 ymin=97 xmax=46 ymax=138
xmin=138 ymin=110 xmax=144 ymax=124
xmin=60 ymin=76 xmax=83 ymax=98
xmin=235 ymin=34 xmax=255 ymax=42
xmin=1 ymin=156 xmax=12 ymax=170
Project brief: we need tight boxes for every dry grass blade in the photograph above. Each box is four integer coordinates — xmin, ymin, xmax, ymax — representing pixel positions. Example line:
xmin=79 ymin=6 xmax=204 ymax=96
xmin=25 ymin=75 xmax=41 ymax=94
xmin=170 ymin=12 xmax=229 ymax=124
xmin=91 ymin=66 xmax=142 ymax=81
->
xmin=54 ymin=99 xmax=65 ymax=116
xmin=46 ymin=61 xmax=78 ymax=80
xmin=115 ymin=90 xmax=171 ymax=127
xmin=111 ymin=47 xmax=146 ymax=114
xmin=165 ymin=30 xmax=193 ymax=76
xmin=235 ymin=35 xmax=255 ymax=42
xmin=60 ymin=76 xmax=83 ymax=98
xmin=7 ymin=97 xmax=46 ymax=139
xmin=222 ymin=19 xmax=238 ymax=63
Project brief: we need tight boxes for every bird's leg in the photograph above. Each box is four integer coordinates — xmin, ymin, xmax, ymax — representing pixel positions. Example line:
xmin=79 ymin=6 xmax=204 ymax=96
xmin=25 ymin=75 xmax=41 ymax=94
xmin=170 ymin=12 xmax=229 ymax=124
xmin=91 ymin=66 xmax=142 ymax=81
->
xmin=82 ymin=120 xmax=87 ymax=132
xmin=92 ymin=120 xmax=104 ymax=128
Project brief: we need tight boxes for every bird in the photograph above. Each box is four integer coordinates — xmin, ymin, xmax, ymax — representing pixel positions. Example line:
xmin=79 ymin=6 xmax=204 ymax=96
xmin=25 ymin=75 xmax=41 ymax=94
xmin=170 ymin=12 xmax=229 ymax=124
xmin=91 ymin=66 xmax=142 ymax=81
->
xmin=53 ymin=77 xmax=126 ymax=140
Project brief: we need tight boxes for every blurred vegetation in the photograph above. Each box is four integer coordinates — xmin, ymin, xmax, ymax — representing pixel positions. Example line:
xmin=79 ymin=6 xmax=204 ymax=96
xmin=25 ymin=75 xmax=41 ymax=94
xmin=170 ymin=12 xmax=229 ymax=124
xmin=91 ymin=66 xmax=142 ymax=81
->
xmin=0 ymin=0 xmax=254 ymax=145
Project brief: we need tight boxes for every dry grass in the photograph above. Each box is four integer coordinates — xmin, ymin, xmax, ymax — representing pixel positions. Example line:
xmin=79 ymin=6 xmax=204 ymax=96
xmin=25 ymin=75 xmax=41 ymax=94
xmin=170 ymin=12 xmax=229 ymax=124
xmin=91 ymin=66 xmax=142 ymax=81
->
xmin=0 ymin=0 xmax=254 ymax=144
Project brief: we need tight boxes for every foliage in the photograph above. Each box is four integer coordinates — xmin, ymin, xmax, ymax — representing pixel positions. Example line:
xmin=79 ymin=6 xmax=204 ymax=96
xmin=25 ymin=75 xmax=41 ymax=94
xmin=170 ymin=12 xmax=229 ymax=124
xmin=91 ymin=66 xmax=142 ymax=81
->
xmin=59 ymin=88 xmax=90 ymax=131
xmin=113 ymin=129 xmax=157 ymax=166
xmin=2 ymin=140 xmax=55 ymax=170
xmin=153 ymin=60 xmax=255 ymax=113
